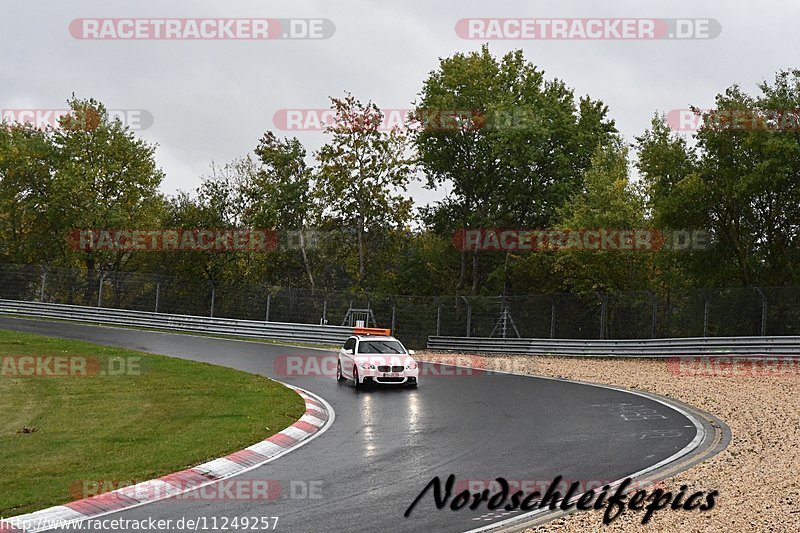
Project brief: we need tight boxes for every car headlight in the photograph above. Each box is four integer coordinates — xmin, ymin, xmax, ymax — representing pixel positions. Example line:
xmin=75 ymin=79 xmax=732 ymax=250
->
xmin=359 ymin=362 xmax=375 ymax=370
xmin=406 ymin=362 xmax=418 ymax=370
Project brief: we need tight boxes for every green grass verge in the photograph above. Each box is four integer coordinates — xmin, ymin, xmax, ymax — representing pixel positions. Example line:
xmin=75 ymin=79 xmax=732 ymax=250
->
xmin=0 ymin=329 xmax=305 ymax=517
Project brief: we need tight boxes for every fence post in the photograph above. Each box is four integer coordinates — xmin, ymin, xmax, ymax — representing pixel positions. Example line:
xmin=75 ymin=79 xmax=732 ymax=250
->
xmin=390 ymin=302 xmax=396 ymax=334
xmin=703 ymin=294 xmax=710 ymax=337
xmin=436 ymin=301 xmax=442 ymax=337
xmin=461 ymin=296 xmax=471 ymax=337
xmin=321 ymin=298 xmax=328 ymax=325
xmin=652 ymin=299 xmax=658 ymax=338
xmin=550 ymin=303 xmax=556 ymax=339
xmin=210 ymin=286 xmax=216 ymax=317
xmin=500 ymin=298 xmax=508 ymax=339
xmin=595 ymin=292 xmax=608 ymax=339
xmin=154 ymin=282 xmax=160 ymax=313
xmin=265 ymin=294 xmax=271 ymax=322
xmin=647 ymin=290 xmax=657 ymax=338
xmin=97 ymin=273 xmax=104 ymax=307
xmin=39 ymin=271 xmax=47 ymax=302
xmin=756 ymin=288 xmax=768 ymax=336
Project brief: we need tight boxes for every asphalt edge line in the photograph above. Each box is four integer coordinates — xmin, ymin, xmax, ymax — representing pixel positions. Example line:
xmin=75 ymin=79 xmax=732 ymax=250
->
xmin=415 ymin=358 xmax=730 ymax=533
xmin=1 ymin=385 xmax=335 ymax=533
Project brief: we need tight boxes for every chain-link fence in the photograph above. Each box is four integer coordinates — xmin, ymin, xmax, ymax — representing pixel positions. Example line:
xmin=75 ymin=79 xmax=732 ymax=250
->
xmin=1 ymin=263 xmax=799 ymax=348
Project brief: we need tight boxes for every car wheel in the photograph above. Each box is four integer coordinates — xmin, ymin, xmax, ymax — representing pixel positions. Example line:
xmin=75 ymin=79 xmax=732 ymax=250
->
xmin=353 ymin=366 xmax=360 ymax=389
xmin=336 ymin=361 xmax=345 ymax=382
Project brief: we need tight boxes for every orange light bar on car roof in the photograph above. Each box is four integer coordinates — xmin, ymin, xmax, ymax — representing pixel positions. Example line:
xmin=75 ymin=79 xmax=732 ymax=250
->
xmin=353 ymin=327 xmax=392 ymax=336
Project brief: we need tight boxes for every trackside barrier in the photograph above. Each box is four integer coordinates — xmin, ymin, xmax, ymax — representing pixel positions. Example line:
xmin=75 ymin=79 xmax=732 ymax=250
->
xmin=0 ymin=299 xmax=356 ymax=346
xmin=426 ymin=336 xmax=800 ymax=357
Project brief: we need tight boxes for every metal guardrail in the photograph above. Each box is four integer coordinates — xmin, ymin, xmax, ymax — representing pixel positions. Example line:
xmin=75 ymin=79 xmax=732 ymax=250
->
xmin=4 ymin=297 xmax=798 ymax=356
xmin=0 ymin=299 xmax=354 ymax=346
xmin=427 ymin=336 xmax=800 ymax=357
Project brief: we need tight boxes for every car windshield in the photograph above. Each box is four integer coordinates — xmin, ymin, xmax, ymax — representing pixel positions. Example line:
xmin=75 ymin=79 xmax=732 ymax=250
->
xmin=357 ymin=340 xmax=405 ymax=354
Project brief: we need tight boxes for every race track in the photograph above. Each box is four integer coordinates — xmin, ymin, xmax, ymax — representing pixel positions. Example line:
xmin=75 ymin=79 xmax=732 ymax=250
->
xmin=0 ymin=317 xmax=719 ymax=532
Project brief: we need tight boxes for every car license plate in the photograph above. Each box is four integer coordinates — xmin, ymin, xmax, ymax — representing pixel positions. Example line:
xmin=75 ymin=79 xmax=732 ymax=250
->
xmin=384 ymin=372 xmax=400 ymax=377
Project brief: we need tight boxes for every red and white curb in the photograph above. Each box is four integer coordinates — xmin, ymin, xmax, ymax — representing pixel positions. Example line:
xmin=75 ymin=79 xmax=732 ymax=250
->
xmin=0 ymin=386 xmax=333 ymax=533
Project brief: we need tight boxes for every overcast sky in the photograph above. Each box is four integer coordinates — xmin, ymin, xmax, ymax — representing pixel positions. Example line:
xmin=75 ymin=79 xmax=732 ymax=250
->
xmin=2 ymin=0 xmax=795 ymax=207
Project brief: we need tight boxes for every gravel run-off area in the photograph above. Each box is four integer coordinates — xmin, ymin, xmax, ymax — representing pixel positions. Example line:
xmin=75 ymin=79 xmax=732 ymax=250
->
xmin=421 ymin=352 xmax=800 ymax=532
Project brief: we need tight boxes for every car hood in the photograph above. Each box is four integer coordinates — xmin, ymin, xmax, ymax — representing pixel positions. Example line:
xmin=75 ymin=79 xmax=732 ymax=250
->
xmin=353 ymin=354 xmax=416 ymax=366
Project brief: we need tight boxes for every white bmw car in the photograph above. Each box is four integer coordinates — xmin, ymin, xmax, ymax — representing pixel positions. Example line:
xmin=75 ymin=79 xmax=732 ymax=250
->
xmin=336 ymin=334 xmax=419 ymax=388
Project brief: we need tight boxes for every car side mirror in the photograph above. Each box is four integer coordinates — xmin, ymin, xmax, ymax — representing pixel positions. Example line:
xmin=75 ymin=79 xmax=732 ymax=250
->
xmin=345 ymin=348 xmax=354 ymax=355
xmin=408 ymin=350 xmax=416 ymax=356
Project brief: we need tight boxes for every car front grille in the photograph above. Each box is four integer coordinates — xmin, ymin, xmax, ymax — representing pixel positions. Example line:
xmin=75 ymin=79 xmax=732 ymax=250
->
xmin=377 ymin=365 xmax=406 ymax=372
xmin=376 ymin=365 xmax=406 ymax=372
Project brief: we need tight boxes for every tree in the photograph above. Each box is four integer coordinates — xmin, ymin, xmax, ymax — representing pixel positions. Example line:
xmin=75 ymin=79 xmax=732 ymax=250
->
xmin=413 ymin=45 xmax=616 ymax=294
xmin=157 ymin=158 xmax=254 ymax=286
xmin=315 ymin=93 xmax=414 ymax=288
xmin=0 ymin=96 xmax=166 ymax=295
xmin=635 ymin=114 xmax=704 ymax=290
xmin=691 ymin=74 xmax=800 ymax=286
xmin=554 ymin=139 xmax=649 ymax=292
xmin=0 ymin=123 xmax=58 ymax=265
xmin=638 ymin=71 xmax=800 ymax=288
xmin=250 ymin=132 xmax=318 ymax=290
xmin=53 ymin=97 xmax=165 ymax=277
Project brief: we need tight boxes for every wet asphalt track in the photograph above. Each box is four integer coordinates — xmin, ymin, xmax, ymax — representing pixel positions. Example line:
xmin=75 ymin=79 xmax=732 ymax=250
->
xmin=1 ymin=317 xmax=700 ymax=532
